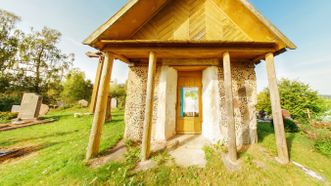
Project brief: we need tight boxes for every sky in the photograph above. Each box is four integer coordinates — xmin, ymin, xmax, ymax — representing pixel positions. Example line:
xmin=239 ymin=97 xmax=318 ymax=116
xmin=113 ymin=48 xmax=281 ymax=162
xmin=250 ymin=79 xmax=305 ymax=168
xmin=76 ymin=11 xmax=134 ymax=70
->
xmin=1 ymin=0 xmax=331 ymax=94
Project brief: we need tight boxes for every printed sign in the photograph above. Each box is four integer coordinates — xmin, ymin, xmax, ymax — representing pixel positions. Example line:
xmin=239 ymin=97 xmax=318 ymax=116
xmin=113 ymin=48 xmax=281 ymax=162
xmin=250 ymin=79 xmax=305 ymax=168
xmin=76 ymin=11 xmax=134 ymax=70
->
xmin=180 ymin=87 xmax=199 ymax=117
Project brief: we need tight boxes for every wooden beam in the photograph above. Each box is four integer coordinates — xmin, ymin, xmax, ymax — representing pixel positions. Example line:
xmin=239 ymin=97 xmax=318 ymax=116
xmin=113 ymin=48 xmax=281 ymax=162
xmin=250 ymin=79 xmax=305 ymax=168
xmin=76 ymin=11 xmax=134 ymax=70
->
xmin=101 ymin=40 xmax=277 ymax=48
xmin=223 ymin=52 xmax=238 ymax=163
xmin=102 ymin=40 xmax=277 ymax=59
xmin=162 ymin=59 xmax=221 ymax=66
xmin=86 ymin=52 xmax=114 ymax=160
xmin=89 ymin=56 xmax=104 ymax=113
xmin=115 ymin=54 xmax=130 ymax=64
xmin=86 ymin=51 xmax=102 ymax=58
xmin=265 ymin=53 xmax=289 ymax=164
xmin=141 ymin=51 xmax=157 ymax=161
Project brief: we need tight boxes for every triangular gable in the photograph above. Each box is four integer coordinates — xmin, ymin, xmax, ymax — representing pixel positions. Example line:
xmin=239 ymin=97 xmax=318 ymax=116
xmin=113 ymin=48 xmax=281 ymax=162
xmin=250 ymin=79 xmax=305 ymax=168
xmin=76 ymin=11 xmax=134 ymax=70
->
xmin=84 ymin=0 xmax=296 ymax=50
xmin=132 ymin=0 xmax=251 ymax=41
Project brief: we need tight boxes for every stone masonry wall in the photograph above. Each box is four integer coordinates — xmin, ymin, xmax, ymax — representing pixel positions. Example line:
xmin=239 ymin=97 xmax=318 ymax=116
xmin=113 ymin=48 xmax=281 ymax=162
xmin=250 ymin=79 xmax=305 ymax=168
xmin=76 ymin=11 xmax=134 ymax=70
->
xmin=217 ymin=61 xmax=258 ymax=146
xmin=125 ymin=62 xmax=258 ymax=146
xmin=124 ymin=64 xmax=163 ymax=142
xmin=124 ymin=65 xmax=148 ymax=141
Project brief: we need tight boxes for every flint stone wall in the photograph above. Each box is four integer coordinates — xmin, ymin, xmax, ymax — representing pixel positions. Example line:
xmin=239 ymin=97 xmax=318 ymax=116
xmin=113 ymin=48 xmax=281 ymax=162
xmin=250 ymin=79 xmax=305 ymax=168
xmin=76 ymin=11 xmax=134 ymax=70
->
xmin=217 ymin=61 xmax=258 ymax=145
xmin=124 ymin=61 xmax=258 ymax=146
xmin=124 ymin=65 xmax=148 ymax=141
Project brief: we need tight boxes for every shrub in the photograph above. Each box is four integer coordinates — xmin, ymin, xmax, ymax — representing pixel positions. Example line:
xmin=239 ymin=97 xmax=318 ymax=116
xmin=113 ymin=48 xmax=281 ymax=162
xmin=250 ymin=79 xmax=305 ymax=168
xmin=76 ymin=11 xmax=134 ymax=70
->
xmin=60 ymin=69 xmax=92 ymax=104
xmin=0 ymin=93 xmax=21 ymax=112
xmin=271 ymin=118 xmax=299 ymax=133
xmin=314 ymin=137 xmax=331 ymax=155
xmin=257 ymin=79 xmax=325 ymax=120
xmin=0 ymin=112 xmax=17 ymax=122
xmin=284 ymin=118 xmax=300 ymax=132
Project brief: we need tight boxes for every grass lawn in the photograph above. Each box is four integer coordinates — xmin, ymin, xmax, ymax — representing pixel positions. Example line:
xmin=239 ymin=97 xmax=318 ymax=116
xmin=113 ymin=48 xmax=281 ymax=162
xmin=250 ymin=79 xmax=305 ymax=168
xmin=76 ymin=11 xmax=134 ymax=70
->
xmin=0 ymin=108 xmax=330 ymax=185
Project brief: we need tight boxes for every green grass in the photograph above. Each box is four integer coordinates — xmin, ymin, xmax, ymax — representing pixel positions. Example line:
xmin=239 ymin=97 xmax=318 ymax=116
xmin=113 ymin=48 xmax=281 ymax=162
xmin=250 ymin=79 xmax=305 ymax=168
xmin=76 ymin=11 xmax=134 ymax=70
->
xmin=0 ymin=108 xmax=330 ymax=185
xmin=0 ymin=107 xmax=125 ymax=185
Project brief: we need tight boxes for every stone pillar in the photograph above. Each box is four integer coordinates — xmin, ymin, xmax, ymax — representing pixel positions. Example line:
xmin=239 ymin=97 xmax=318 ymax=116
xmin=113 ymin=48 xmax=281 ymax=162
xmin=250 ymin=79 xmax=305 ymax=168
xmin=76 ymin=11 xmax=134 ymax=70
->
xmin=153 ymin=66 xmax=177 ymax=141
xmin=265 ymin=53 xmax=289 ymax=164
xmin=86 ymin=52 xmax=114 ymax=160
xmin=202 ymin=66 xmax=222 ymax=143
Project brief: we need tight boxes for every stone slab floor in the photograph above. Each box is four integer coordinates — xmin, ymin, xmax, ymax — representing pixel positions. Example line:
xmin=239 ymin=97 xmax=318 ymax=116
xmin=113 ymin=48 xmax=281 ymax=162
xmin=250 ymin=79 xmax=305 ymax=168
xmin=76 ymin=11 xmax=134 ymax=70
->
xmin=168 ymin=135 xmax=210 ymax=168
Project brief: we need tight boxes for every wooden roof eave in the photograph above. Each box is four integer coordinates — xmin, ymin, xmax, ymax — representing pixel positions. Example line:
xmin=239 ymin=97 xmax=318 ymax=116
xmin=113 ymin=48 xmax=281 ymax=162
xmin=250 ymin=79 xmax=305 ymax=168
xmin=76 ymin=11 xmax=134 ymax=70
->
xmin=83 ymin=0 xmax=171 ymax=48
xmin=83 ymin=0 xmax=139 ymax=46
xmin=101 ymin=40 xmax=279 ymax=61
xmin=239 ymin=0 xmax=297 ymax=50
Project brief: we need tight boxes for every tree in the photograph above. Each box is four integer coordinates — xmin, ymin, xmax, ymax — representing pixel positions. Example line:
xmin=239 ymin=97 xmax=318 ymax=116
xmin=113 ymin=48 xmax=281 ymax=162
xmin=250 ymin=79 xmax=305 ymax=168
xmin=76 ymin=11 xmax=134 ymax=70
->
xmin=0 ymin=9 xmax=21 ymax=72
xmin=257 ymin=78 xmax=325 ymax=119
xmin=0 ymin=9 xmax=22 ymax=93
xmin=18 ymin=27 xmax=74 ymax=94
xmin=61 ymin=69 xmax=93 ymax=104
xmin=109 ymin=80 xmax=127 ymax=108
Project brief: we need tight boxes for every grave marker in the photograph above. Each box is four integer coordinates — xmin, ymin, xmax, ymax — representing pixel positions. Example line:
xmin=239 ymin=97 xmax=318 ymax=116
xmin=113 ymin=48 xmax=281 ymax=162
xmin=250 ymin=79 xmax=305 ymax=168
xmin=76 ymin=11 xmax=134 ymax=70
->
xmin=18 ymin=93 xmax=42 ymax=120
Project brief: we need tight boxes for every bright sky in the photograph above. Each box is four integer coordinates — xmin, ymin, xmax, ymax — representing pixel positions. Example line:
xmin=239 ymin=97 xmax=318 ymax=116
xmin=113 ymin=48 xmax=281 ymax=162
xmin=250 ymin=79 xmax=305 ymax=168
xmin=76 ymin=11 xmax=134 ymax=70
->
xmin=1 ymin=0 xmax=330 ymax=94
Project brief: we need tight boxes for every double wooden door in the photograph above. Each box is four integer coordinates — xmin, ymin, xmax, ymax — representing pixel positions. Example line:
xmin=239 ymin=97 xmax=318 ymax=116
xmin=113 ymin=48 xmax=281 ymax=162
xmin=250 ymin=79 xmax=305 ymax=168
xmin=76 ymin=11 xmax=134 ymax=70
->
xmin=176 ymin=71 xmax=202 ymax=134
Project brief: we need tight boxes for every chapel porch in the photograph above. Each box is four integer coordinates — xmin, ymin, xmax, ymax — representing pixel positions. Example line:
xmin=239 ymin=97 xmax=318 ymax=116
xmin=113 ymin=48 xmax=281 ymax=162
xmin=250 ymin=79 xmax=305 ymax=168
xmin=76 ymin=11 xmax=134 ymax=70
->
xmin=85 ymin=40 xmax=290 ymax=165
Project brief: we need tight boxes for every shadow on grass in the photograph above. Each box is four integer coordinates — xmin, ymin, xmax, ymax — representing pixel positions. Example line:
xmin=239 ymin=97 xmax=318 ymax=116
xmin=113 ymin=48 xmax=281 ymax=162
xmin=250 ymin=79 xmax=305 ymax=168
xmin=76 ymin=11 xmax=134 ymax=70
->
xmin=105 ymin=119 xmax=123 ymax=124
xmin=257 ymin=122 xmax=296 ymax=158
xmin=257 ymin=122 xmax=274 ymax=143
xmin=0 ymin=142 xmax=60 ymax=163
xmin=0 ymin=130 xmax=79 ymax=147
xmin=42 ymin=113 xmax=73 ymax=121
xmin=286 ymin=133 xmax=296 ymax=158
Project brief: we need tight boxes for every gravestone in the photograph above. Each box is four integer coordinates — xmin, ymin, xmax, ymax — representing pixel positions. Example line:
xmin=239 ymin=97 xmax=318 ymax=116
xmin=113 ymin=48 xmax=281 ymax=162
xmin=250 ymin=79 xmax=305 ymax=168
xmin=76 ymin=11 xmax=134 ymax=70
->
xmin=11 ymin=105 xmax=20 ymax=113
xmin=78 ymin=99 xmax=89 ymax=107
xmin=18 ymin=93 xmax=42 ymax=120
xmin=56 ymin=101 xmax=65 ymax=108
xmin=111 ymin=98 xmax=118 ymax=108
xmin=39 ymin=104 xmax=50 ymax=116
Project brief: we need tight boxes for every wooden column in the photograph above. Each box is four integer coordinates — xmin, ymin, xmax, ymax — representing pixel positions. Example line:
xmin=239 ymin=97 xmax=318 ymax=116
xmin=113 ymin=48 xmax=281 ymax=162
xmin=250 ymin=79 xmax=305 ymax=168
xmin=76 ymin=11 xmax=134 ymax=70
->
xmin=89 ymin=56 xmax=104 ymax=113
xmin=265 ymin=53 xmax=289 ymax=164
xmin=141 ymin=51 xmax=157 ymax=161
xmin=223 ymin=52 xmax=237 ymax=163
xmin=86 ymin=52 xmax=114 ymax=160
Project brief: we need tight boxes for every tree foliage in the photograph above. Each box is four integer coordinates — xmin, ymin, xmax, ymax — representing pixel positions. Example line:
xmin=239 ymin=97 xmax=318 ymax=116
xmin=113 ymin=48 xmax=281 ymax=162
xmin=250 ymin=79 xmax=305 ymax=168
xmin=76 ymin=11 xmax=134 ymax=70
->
xmin=61 ymin=69 xmax=93 ymax=104
xmin=257 ymin=78 xmax=325 ymax=119
xmin=109 ymin=81 xmax=127 ymax=108
xmin=0 ymin=9 xmax=74 ymax=107
xmin=18 ymin=27 xmax=74 ymax=94
xmin=0 ymin=9 xmax=21 ymax=71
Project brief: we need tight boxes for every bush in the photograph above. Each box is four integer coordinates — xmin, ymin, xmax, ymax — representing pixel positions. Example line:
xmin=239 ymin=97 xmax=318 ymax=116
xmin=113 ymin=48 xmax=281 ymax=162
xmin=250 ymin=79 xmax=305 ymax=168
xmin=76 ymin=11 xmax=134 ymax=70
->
xmin=257 ymin=79 xmax=325 ymax=120
xmin=0 ymin=93 xmax=21 ymax=112
xmin=271 ymin=118 xmax=299 ymax=133
xmin=314 ymin=138 xmax=331 ymax=155
xmin=0 ymin=112 xmax=17 ymax=122
xmin=284 ymin=119 xmax=300 ymax=132
xmin=60 ymin=69 xmax=93 ymax=104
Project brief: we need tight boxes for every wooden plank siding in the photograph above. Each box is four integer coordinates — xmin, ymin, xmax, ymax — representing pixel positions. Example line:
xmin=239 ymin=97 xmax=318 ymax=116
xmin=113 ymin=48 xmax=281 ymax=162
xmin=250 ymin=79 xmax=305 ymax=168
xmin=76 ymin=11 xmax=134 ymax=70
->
xmin=132 ymin=0 xmax=251 ymax=41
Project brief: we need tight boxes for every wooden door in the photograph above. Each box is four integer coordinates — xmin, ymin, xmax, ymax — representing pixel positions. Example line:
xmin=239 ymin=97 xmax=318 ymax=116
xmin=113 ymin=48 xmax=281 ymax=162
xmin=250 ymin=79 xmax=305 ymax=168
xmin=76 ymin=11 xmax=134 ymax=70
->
xmin=176 ymin=71 xmax=202 ymax=134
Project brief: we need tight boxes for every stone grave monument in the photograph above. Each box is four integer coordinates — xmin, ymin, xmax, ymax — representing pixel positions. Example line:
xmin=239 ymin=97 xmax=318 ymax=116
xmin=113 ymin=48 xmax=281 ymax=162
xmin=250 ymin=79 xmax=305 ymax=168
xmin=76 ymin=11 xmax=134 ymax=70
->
xmin=78 ymin=99 xmax=89 ymax=107
xmin=39 ymin=104 xmax=50 ymax=116
xmin=11 ymin=105 xmax=21 ymax=113
xmin=111 ymin=98 xmax=118 ymax=108
xmin=18 ymin=93 xmax=43 ymax=120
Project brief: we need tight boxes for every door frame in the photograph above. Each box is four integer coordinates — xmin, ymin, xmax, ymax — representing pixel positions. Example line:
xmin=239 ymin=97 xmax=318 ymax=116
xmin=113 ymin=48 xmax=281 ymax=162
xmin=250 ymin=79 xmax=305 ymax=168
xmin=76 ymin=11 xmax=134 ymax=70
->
xmin=175 ymin=69 xmax=204 ymax=134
